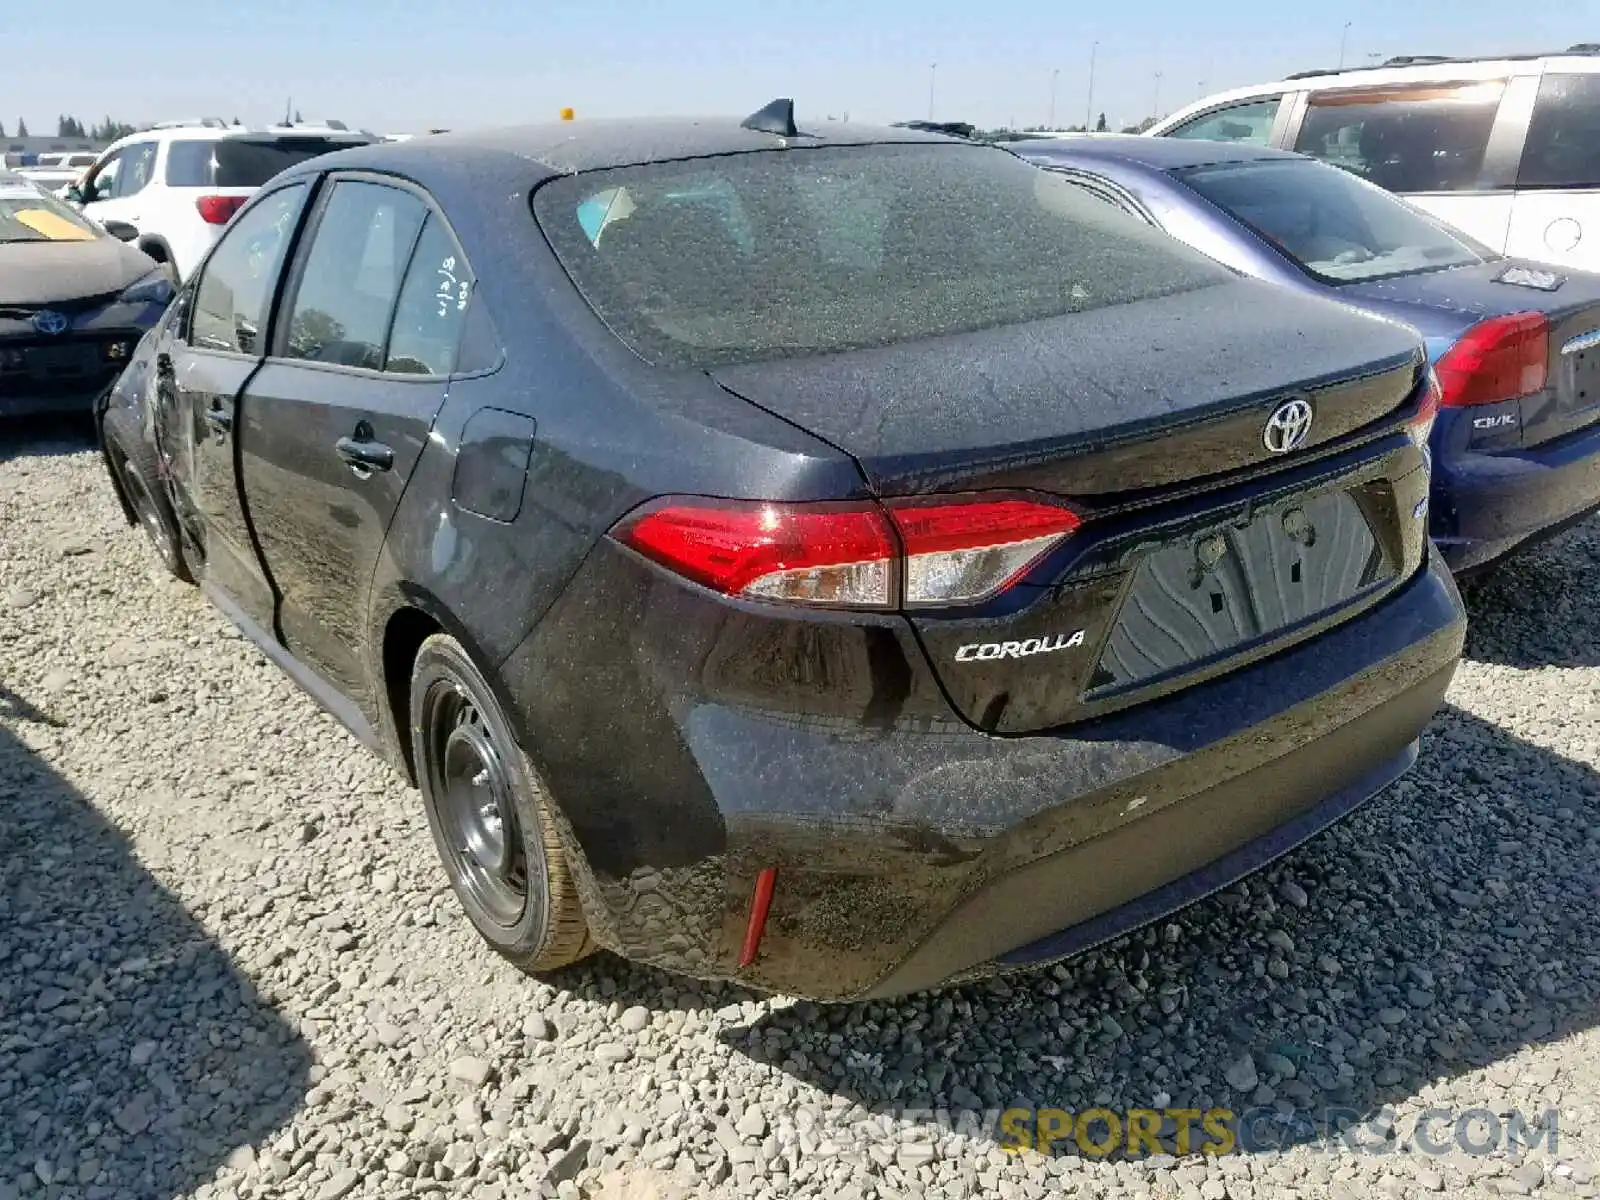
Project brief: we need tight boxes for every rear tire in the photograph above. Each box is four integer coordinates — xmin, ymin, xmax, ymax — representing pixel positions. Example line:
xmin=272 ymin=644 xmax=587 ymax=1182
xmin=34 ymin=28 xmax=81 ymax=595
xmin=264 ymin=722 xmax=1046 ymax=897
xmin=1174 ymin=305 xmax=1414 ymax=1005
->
xmin=410 ymin=633 xmax=593 ymax=973
xmin=102 ymin=408 xmax=194 ymax=584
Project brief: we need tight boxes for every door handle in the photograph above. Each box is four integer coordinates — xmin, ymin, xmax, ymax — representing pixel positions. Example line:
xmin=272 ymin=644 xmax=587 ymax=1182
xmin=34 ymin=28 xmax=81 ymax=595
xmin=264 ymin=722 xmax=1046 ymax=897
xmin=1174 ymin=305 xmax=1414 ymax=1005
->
xmin=202 ymin=405 xmax=232 ymax=437
xmin=335 ymin=436 xmax=394 ymax=474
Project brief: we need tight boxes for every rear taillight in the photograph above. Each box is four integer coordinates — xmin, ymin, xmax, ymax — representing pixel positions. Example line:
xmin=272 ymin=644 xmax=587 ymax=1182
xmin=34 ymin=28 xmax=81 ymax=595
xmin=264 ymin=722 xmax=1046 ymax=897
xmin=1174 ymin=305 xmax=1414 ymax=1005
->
xmin=1434 ymin=312 xmax=1549 ymax=408
xmin=616 ymin=495 xmax=1081 ymax=610
xmin=619 ymin=501 xmax=896 ymax=607
xmin=885 ymin=497 xmax=1081 ymax=606
xmin=1408 ymin=369 xmax=1442 ymax=447
xmin=195 ymin=195 xmax=247 ymax=225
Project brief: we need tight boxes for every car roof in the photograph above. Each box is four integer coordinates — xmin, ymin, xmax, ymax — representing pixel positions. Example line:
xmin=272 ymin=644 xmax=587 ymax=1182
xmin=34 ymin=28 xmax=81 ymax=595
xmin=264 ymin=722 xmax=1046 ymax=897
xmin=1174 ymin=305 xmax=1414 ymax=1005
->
xmin=1152 ymin=48 xmax=1600 ymax=134
xmin=323 ymin=115 xmax=966 ymax=177
xmin=1004 ymin=135 xmax=1305 ymax=172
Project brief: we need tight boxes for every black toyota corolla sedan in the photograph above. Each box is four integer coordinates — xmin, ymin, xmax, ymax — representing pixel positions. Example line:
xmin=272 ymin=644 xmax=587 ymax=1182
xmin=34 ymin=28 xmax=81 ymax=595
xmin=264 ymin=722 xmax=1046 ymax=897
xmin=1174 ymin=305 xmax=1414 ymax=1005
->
xmin=0 ymin=169 xmax=174 ymax=418
xmin=99 ymin=103 xmax=1466 ymax=1001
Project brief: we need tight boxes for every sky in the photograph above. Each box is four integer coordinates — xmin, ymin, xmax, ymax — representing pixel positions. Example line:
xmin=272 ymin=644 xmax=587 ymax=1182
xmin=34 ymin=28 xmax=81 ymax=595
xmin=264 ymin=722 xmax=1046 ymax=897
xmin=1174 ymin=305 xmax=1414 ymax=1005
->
xmin=6 ymin=0 xmax=1598 ymax=137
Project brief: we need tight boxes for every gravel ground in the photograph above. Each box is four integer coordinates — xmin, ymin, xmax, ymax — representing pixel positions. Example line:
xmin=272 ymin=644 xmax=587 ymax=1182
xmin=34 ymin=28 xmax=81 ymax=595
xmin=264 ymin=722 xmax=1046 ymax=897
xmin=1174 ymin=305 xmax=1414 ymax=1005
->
xmin=3 ymin=419 xmax=1599 ymax=1200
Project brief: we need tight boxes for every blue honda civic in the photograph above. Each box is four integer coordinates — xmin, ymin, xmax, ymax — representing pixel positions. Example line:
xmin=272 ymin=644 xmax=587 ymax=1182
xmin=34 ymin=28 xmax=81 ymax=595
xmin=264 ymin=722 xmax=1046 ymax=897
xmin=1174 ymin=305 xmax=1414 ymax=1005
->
xmin=1007 ymin=136 xmax=1600 ymax=578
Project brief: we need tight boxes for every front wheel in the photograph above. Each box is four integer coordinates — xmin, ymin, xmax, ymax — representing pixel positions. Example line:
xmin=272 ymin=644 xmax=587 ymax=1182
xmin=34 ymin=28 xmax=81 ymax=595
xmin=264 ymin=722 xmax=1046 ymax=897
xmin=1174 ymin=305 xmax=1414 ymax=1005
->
xmin=410 ymin=634 xmax=593 ymax=973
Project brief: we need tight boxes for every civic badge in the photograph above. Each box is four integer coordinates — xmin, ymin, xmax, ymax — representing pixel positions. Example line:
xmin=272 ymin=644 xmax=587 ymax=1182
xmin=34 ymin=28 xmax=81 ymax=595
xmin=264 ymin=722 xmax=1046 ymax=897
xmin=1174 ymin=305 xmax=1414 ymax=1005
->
xmin=1262 ymin=397 xmax=1313 ymax=454
xmin=31 ymin=310 xmax=69 ymax=336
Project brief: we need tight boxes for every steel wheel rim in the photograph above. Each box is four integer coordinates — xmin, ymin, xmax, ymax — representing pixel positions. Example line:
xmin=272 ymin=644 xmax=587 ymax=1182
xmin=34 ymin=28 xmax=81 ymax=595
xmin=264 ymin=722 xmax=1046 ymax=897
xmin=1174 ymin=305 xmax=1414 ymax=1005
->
xmin=423 ymin=681 xmax=528 ymax=928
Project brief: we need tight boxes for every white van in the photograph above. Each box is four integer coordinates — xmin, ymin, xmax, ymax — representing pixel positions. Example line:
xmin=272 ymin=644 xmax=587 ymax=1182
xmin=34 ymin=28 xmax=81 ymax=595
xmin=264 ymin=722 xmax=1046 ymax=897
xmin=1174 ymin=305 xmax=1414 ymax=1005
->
xmin=1148 ymin=45 xmax=1600 ymax=272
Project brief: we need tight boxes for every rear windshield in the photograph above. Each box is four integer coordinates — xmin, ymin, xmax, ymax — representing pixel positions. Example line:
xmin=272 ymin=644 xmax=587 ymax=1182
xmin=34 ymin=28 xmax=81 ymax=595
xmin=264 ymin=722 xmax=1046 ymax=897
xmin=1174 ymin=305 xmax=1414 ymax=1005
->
xmin=532 ymin=143 xmax=1231 ymax=369
xmin=1176 ymin=157 xmax=1487 ymax=284
xmin=166 ymin=137 xmax=364 ymax=188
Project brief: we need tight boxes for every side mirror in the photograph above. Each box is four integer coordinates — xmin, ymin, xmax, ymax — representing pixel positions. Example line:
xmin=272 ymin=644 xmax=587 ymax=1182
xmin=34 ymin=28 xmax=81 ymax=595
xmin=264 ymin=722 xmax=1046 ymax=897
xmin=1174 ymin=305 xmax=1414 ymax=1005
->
xmin=65 ymin=184 xmax=86 ymax=205
xmin=102 ymin=219 xmax=139 ymax=243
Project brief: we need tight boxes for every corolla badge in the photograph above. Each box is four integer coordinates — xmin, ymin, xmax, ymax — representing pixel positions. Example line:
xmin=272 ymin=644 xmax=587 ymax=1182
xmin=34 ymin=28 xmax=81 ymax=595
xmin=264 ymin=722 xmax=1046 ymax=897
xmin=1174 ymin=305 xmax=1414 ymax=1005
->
xmin=955 ymin=630 xmax=1086 ymax=662
xmin=31 ymin=310 xmax=69 ymax=335
xmin=1262 ymin=397 xmax=1314 ymax=454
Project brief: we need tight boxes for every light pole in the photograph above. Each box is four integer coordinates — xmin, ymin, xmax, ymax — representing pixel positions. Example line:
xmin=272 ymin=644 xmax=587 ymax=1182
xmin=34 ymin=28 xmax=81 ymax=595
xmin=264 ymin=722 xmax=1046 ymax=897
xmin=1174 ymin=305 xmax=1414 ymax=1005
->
xmin=1338 ymin=20 xmax=1353 ymax=69
xmin=1086 ymin=41 xmax=1099 ymax=131
xmin=1153 ymin=70 xmax=1163 ymax=120
xmin=928 ymin=63 xmax=937 ymax=120
xmin=1049 ymin=67 xmax=1059 ymax=128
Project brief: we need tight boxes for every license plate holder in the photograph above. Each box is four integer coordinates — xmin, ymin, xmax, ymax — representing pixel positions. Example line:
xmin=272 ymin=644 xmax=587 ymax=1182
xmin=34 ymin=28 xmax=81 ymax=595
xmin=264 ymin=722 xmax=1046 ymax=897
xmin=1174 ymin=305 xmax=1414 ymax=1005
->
xmin=25 ymin=343 xmax=97 ymax=379
xmin=1090 ymin=488 xmax=1390 ymax=694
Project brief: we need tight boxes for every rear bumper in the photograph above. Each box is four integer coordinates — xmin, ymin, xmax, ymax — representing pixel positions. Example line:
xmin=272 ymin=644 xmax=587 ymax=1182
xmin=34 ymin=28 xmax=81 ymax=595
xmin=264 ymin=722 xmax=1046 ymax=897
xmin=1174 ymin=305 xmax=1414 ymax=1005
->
xmin=1432 ymin=418 xmax=1600 ymax=571
xmin=504 ymin=549 xmax=1465 ymax=1001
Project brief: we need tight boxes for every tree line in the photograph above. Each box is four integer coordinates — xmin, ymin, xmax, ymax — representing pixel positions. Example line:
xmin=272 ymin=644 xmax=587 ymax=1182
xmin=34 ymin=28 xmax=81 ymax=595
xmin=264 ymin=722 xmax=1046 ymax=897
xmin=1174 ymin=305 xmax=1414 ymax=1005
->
xmin=0 ymin=116 xmax=145 ymax=141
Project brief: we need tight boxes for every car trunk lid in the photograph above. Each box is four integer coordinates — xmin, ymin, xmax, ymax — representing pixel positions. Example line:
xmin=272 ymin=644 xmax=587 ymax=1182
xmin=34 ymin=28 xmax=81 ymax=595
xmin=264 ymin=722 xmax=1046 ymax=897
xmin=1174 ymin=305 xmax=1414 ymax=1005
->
xmin=710 ymin=278 xmax=1420 ymax=497
xmin=711 ymin=277 xmax=1430 ymax=734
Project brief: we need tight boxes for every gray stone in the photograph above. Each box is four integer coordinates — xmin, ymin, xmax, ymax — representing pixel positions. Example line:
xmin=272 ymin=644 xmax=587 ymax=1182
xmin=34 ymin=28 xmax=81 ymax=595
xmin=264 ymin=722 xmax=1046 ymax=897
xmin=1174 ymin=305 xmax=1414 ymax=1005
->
xmin=736 ymin=1107 xmax=768 ymax=1139
xmin=113 ymin=1093 xmax=154 ymax=1136
xmin=1225 ymin=1054 xmax=1259 ymax=1093
xmin=449 ymin=1056 xmax=492 ymax=1088
xmin=546 ymin=1139 xmax=590 ymax=1187
xmin=316 ymin=1168 xmax=361 ymax=1200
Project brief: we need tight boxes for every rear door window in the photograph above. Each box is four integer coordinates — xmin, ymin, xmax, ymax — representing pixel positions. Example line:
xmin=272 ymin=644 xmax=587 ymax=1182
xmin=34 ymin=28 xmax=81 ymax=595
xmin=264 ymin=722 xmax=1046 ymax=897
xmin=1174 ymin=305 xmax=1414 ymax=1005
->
xmin=165 ymin=139 xmax=218 ymax=186
xmin=1294 ymin=82 xmax=1506 ymax=192
xmin=1164 ymin=98 xmax=1283 ymax=146
xmin=280 ymin=180 xmax=426 ymax=369
xmin=1517 ymin=72 xmax=1600 ymax=189
xmin=385 ymin=215 xmax=473 ymax=376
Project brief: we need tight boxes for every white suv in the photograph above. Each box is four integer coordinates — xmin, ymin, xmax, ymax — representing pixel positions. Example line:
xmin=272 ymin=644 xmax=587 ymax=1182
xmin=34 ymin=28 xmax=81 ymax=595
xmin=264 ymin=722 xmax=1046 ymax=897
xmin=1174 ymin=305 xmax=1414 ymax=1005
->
xmin=1148 ymin=45 xmax=1600 ymax=272
xmin=69 ymin=119 xmax=379 ymax=281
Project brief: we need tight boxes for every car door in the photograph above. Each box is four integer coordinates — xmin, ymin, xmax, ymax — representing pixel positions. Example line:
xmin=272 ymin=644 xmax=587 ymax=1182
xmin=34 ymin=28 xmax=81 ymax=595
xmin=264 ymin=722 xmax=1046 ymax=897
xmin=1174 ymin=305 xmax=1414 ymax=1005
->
xmin=237 ymin=174 xmax=465 ymax=709
xmin=1505 ymin=69 xmax=1600 ymax=271
xmin=83 ymin=140 xmax=158 ymax=230
xmin=1288 ymin=80 xmax=1517 ymax=252
xmin=157 ymin=181 xmax=312 ymax=632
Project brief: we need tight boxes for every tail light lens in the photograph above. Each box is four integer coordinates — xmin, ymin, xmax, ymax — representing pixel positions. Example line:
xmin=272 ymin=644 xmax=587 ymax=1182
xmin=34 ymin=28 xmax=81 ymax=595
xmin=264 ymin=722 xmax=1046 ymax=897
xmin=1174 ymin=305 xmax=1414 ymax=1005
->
xmin=885 ymin=498 xmax=1081 ymax=606
xmin=616 ymin=495 xmax=1081 ymax=610
xmin=195 ymin=195 xmax=247 ymax=225
xmin=619 ymin=501 xmax=896 ymax=607
xmin=1434 ymin=312 xmax=1549 ymax=408
xmin=1408 ymin=368 xmax=1442 ymax=448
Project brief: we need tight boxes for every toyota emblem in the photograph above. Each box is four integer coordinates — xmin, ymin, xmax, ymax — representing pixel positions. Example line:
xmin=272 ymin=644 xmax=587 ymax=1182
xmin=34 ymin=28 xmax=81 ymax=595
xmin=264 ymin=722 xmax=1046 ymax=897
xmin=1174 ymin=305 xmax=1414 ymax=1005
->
xmin=31 ymin=310 xmax=69 ymax=336
xmin=1262 ymin=397 xmax=1314 ymax=454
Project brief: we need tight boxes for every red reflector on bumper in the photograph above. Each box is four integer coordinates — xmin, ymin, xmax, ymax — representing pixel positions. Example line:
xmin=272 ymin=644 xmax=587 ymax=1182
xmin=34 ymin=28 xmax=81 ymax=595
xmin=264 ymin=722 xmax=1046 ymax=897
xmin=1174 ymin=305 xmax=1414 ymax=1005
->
xmin=738 ymin=867 xmax=778 ymax=968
